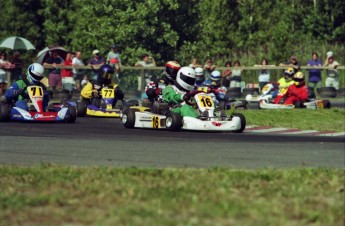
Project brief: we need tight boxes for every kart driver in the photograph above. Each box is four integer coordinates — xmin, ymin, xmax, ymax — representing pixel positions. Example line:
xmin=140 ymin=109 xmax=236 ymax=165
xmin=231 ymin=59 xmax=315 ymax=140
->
xmin=81 ymin=64 xmax=124 ymax=107
xmin=5 ymin=63 xmax=49 ymax=110
xmin=273 ymin=67 xmax=295 ymax=104
xmin=162 ymin=66 xmax=198 ymax=117
xmin=194 ymin=67 xmax=205 ymax=87
xmin=276 ymin=71 xmax=308 ymax=105
xmin=202 ymin=70 xmax=227 ymax=105
xmin=145 ymin=61 xmax=181 ymax=104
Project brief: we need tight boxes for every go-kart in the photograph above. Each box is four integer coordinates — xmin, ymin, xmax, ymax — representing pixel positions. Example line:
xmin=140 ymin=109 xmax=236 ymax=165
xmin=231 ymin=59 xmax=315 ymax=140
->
xmin=121 ymin=90 xmax=246 ymax=132
xmin=245 ymin=83 xmax=276 ymax=103
xmin=0 ymin=85 xmax=76 ymax=123
xmin=259 ymin=98 xmax=331 ymax=110
xmin=76 ymin=87 xmax=139 ymax=117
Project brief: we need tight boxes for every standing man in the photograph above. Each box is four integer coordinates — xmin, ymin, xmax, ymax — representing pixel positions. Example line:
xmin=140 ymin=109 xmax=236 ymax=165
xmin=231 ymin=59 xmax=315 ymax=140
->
xmin=88 ymin=49 xmax=104 ymax=80
xmin=324 ymin=51 xmax=340 ymax=90
xmin=43 ymin=50 xmax=64 ymax=91
xmin=135 ymin=54 xmax=156 ymax=92
xmin=72 ymin=51 xmax=85 ymax=91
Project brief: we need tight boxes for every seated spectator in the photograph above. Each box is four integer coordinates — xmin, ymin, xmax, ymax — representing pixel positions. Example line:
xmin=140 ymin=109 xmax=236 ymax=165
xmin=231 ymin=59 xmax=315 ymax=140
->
xmin=230 ymin=60 xmax=243 ymax=88
xmin=254 ymin=59 xmax=271 ymax=90
xmin=189 ymin=58 xmax=202 ymax=69
xmin=221 ymin=61 xmax=232 ymax=88
xmin=279 ymin=55 xmax=300 ymax=73
xmin=324 ymin=51 xmax=340 ymax=90
xmin=203 ymin=59 xmax=216 ymax=81
xmin=307 ymin=52 xmax=322 ymax=98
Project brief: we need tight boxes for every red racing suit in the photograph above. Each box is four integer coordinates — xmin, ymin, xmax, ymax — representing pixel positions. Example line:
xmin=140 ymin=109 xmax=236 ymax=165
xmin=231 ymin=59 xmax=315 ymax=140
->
xmin=274 ymin=84 xmax=308 ymax=105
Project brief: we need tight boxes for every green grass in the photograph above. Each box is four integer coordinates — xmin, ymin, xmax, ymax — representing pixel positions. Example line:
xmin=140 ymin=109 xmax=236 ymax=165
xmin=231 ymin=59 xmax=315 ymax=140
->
xmin=0 ymin=165 xmax=344 ymax=226
xmin=234 ymin=107 xmax=345 ymax=132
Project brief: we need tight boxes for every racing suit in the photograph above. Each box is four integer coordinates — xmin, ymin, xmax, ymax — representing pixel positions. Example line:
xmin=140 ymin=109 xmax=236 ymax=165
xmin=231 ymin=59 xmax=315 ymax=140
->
xmin=273 ymin=78 xmax=294 ymax=104
xmin=162 ymin=85 xmax=197 ymax=117
xmin=81 ymin=80 xmax=124 ymax=107
xmin=280 ymin=84 xmax=309 ymax=105
xmin=5 ymin=77 xmax=49 ymax=111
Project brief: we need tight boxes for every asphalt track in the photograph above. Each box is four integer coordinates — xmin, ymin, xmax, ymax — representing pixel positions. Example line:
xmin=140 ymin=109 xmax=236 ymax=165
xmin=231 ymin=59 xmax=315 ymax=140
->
xmin=0 ymin=117 xmax=344 ymax=168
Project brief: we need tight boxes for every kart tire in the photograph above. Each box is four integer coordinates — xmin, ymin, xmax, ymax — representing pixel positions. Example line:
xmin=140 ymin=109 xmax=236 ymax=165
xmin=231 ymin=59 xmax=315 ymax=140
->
xmin=232 ymin=113 xmax=246 ymax=133
xmin=294 ymin=101 xmax=305 ymax=108
xmin=0 ymin=103 xmax=10 ymax=122
xmin=165 ymin=112 xmax=183 ymax=131
xmin=323 ymin=100 xmax=331 ymax=109
xmin=76 ymin=101 xmax=86 ymax=117
xmin=226 ymin=87 xmax=242 ymax=98
xmin=66 ymin=106 xmax=77 ymax=123
xmin=122 ymin=108 xmax=138 ymax=128
xmin=242 ymin=88 xmax=259 ymax=97
xmin=317 ymin=87 xmax=337 ymax=98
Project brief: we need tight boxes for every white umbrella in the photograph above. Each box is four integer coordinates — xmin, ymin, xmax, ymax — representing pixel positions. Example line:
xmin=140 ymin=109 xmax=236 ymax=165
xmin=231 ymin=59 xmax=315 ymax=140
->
xmin=0 ymin=36 xmax=35 ymax=50
xmin=36 ymin=46 xmax=67 ymax=64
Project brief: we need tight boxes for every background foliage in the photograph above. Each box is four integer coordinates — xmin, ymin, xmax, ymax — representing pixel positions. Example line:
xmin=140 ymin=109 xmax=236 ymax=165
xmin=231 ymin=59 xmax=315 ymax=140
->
xmin=0 ymin=0 xmax=344 ymax=66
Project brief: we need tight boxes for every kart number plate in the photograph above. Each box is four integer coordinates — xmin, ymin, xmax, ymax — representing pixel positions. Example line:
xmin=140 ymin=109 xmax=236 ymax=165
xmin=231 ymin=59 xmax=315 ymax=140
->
xmin=197 ymin=95 xmax=214 ymax=108
xmin=101 ymin=88 xmax=114 ymax=98
xmin=278 ymin=87 xmax=288 ymax=95
xmin=262 ymin=85 xmax=270 ymax=92
xmin=152 ymin=116 xmax=160 ymax=128
xmin=28 ymin=86 xmax=43 ymax=98
xmin=317 ymin=101 xmax=324 ymax=108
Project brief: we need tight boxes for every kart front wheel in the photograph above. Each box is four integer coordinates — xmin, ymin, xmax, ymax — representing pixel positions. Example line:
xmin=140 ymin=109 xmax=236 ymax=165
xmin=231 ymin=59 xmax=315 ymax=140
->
xmin=122 ymin=108 xmax=138 ymax=128
xmin=66 ymin=106 xmax=77 ymax=123
xmin=232 ymin=113 xmax=246 ymax=133
xmin=165 ymin=112 xmax=183 ymax=131
xmin=76 ymin=101 xmax=86 ymax=117
xmin=0 ymin=103 xmax=10 ymax=122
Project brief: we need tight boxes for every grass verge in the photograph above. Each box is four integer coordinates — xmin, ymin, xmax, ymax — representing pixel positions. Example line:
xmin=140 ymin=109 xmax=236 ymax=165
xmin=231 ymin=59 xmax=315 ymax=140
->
xmin=235 ymin=107 xmax=345 ymax=132
xmin=0 ymin=165 xmax=344 ymax=226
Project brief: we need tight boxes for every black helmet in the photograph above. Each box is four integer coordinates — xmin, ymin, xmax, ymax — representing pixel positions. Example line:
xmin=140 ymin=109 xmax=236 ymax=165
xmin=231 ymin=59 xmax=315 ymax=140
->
xmin=163 ymin=61 xmax=181 ymax=84
xmin=97 ymin=64 xmax=114 ymax=86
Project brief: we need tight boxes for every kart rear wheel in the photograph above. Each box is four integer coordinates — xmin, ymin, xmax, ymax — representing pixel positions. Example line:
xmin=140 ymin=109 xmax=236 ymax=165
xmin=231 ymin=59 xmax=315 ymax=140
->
xmin=76 ymin=101 xmax=86 ymax=117
xmin=294 ymin=101 xmax=305 ymax=108
xmin=0 ymin=103 xmax=10 ymax=122
xmin=232 ymin=113 xmax=246 ymax=133
xmin=122 ymin=108 xmax=138 ymax=128
xmin=165 ymin=112 xmax=183 ymax=131
xmin=66 ymin=106 xmax=77 ymax=123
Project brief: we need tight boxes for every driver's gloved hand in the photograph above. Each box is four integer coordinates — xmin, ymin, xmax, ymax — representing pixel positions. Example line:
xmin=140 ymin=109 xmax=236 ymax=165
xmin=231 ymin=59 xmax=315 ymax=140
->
xmin=13 ymin=89 xmax=24 ymax=97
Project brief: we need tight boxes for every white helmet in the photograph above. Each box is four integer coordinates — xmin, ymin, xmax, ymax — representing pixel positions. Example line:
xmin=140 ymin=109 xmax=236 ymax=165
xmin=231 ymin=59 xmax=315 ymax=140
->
xmin=210 ymin=70 xmax=221 ymax=82
xmin=194 ymin=67 xmax=204 ymax=82
xmin=27 ymin=63 xmax=44 ymax=85
xmin=175 ymin=66 xmax=196 ymax=91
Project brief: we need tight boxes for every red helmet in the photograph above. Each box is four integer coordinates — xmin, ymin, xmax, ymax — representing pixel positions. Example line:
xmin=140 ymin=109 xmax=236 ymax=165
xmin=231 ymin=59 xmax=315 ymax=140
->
xmin=164 ymin=61 xmax=181 ymax=83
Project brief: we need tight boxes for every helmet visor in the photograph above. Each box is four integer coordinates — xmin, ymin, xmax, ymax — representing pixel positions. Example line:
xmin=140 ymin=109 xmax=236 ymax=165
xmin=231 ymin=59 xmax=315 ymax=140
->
xmin=180 ymin=73 xmax=196 ymax=86
xmin=29 ymin=71 xmax=43 ymax=81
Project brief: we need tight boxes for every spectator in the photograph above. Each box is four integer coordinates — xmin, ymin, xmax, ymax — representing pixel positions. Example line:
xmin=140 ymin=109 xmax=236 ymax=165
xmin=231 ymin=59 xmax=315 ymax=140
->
xmin=43 ymin=50 xmax=64 ymax=91
xmin=0 ymin=52 xmax=13 ymax=95
xmin=307 ymin=52 xmax=322 ymax=98
xmin=135 ymin=54 xmax=156 ymax=91
xmin=106 ymin=45 xmax=121 ymax=69
xmin=230 ymin=60 xmax=243 ymax=88
xmin=61 ymin=52 xmax=75 ymax=92
xmin=88 ymin=49 xmax=105 ymax=80
xmin=9 ymin=51 xmax=24 ymax=84
xmin=189 ymin=58 xmax=202 ymax=69
xmin=324 ymin=51 xmax=340 ymax=90
xmin=203 ymin=59 xmax=216 ymax=81
xmin=72 ymin=51 xmax=85 ymax=91
xmin=279 ymin=55 xmax=300 ymax=73
xmin=221 ymin=61 xmax=232 ymax=88
xmin=254 ymin=59 xmax=271 ymax=90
